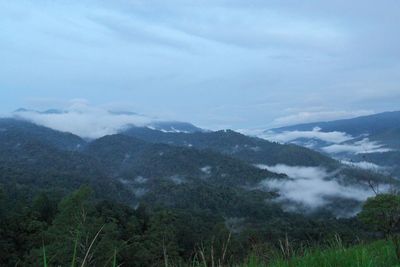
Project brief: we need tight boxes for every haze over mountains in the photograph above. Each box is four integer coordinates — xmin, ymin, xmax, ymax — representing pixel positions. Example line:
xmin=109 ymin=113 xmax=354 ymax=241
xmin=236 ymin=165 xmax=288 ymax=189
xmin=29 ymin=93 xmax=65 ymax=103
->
xmin=11 ymin=107 xmax=204 ymax=139
xmin=1 ymin=107 xmax=399 ymax=265
xmin=263 ymin=111 xmax=400 ymax=178
xmin=2 ymin=109 xmax=399 ymax=218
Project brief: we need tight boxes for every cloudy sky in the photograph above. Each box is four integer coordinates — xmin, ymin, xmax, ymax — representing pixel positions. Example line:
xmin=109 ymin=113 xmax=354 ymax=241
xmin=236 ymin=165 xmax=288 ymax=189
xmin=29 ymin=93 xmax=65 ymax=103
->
xmin=1 ymin=0 xmax=400 ymax=129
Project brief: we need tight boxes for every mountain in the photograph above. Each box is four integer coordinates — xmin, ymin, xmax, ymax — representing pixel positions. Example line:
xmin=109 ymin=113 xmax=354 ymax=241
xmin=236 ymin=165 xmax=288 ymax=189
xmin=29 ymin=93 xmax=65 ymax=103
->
xmin=14 ymin=108 xmax=66 ymax=114
xmin=0 ymin=118 xmax=86 ymax=150
xmin=271 ymin=111 xmax=400 ymax=137
xmin=84 ymin=134 xmax=288 ymax=215
xmin=147 ymin=121 xmax=205 ymax=133
xmin=269 ymin=111 xmax=400 ymax=148
xmin=121 ymin=124 xmax=400 ymax=216
xmin=0 ymin=126 xmax=136 ymax=204
xmin=0 ymin=118 xmax=285 ymax=215
xmin=122 ymin=126 xmax=338 ymax=168
xmin=2 ymin=125 xmax=372 ymax=266
xmin=13 ymin=108 xmax=205 ymax=138
xmin=85 ymin=134 xmax=282 ymax=186
xmin=265 ymin=111 xmax=400 ymax=177
xmin=0 ymin=118 xmax=396 ymax=218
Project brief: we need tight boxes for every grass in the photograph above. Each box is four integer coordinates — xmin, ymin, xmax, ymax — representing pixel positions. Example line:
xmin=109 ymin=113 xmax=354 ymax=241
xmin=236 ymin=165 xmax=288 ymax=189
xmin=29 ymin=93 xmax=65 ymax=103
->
xmin=164 ymin=239 xmax=399 ymax=267
xmin=42 ymin=225 xmax=121 ymax=267
xmin=237 ymin=240 xmax=400 ymax=267
xmin=41 ymin=236 xmax=400 ymax=267
xmin=42 ymin=243 xmax=48 ymax=267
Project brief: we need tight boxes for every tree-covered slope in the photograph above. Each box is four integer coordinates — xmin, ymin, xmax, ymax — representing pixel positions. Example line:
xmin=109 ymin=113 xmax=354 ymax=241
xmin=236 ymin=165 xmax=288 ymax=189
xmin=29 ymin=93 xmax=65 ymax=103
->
xmin=0 ymin=127 xmax=135 ymax=204
xmin=0 ymin=123 xmax=288 ymax=219
xmin=122 ymin=127 xmax=338 ymax=168
xmin=85 ymin=134 xmax=282 ymax=186
xmin=0 ymin=118 xmax=86 ymax=150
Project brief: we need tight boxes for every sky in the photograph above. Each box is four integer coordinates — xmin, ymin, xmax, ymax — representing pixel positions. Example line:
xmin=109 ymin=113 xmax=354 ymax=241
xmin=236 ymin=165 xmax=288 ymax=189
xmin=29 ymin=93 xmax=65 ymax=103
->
xmin=1 ymin=0 xmax=400 ymax=130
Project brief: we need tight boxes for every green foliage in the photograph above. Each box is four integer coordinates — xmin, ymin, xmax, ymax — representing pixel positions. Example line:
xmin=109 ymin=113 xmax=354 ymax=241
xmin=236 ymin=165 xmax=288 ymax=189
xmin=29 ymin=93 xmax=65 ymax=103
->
xmin=358 ymin=194 xmax=400 ymax=236
xmin=33 ymin=192 xmax=58 ymax=224
xmin=0 ymin=207 xmax=48 ymax=265
xmin=43 ymin=186 xmax=123 ymax=266
xmin=267 ymin=240 xmax=399 ymax=267
xmin=42 ymin=244 xmax=47 ymax=267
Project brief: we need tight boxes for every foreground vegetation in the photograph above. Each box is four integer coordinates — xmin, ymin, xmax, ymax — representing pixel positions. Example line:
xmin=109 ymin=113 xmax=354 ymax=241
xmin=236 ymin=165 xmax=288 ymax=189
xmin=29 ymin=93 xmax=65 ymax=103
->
xmin=39 ymin=237 xmax=400 ymax=267
xmin=266 ymin=240 xmax=398 ymax=267
xmin=186 ymin=232 xmax=400 ymax=267
xmin=2 ymin=184 xmax=399 ymax=266
xmin=178 ymin=239 xmax=399 ymax=266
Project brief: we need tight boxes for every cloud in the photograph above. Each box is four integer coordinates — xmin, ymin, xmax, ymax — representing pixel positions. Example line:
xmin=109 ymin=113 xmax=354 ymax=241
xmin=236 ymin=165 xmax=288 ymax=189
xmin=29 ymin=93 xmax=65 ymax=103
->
xmin=261 ymin=127 xmax=353 ymax=144
xmin=272 ymin=110 xmax=374 ymax=127
xmin=2 ymin=1 xmax=400 ymax=129
xmin=322 ymin=138 xmax=393 ymax=154
xmin=256 ymin=128 xmax=395 ymax=156
xmin=13 ymin=100 xmax=153 ymax=139
xmin=341 ymin=160 xmax=385 ymax=171
xmin=256 ymin=164 xmax=376 ymax=212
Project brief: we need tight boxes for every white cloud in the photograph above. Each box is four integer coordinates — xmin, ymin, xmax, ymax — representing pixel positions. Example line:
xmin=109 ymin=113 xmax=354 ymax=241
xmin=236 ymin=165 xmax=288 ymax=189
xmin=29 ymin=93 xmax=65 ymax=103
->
xmin=341 ymin=160 xmax=384 ymax=171
xmin=272 ymin=110 xmax=374 ymax=127
xmin=134 ymin=176 xmax=148 ymax=184
xmin=256 ymin=164 xmax=376 ymax=211
xmin=168 ymin=175 xmax=186 ymax=185
xmin=200 ymin=166 xmax=212 ymax=175
xmin=261 ymin=127 xmax=353 ymax=144
xmin=13 ymin=100 xmax=153 ymax=139
xmin=323 ymin=138 xmax=392 ymax=154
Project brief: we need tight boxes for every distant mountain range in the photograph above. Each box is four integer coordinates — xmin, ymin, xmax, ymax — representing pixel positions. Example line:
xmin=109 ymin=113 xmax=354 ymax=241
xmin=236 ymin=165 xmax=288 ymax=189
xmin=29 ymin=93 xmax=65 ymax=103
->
xmin=12 ymin=108 xmax=205 ymax=136
xmin=264 ymin=111 xmax=400 ymax=177
xmin=270 ymin=111 xmax=400 ymax=145
xmin=14 ymin=108 xmax=68 ymax=114
xmin=0 ymin=116 xmax=396 ymax=218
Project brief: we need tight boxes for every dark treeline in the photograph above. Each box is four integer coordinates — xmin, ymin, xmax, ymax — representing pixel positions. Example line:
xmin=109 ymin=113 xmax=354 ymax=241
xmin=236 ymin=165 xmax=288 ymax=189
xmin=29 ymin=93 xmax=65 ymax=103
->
xmin=0 ymin=184 xmax=370 ymax=266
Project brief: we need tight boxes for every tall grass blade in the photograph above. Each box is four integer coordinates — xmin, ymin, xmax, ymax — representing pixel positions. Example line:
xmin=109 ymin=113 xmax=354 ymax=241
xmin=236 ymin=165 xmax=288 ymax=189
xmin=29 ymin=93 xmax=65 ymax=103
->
xmin=71 ymin=231 xmax=80 ymax=267
xmin=112 ymin=248 xmax=117 ymax=267
xmin=42 ymin=243 xmax=48 ymax=267
xmin=81 ymin=224 xmax=105 ymax=267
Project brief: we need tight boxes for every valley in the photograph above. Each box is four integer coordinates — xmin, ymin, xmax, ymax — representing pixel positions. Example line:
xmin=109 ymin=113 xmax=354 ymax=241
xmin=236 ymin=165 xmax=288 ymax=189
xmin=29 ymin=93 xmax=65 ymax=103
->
xmin=1 ymin=113 xmax=399 ymax=266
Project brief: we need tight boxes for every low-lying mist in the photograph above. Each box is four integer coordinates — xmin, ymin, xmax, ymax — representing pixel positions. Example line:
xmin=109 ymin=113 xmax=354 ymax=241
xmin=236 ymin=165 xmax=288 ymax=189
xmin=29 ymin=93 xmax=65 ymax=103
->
xmin=260 ymin=128 xmax=392 ymax=155
xmin=322 ymin=138 xmax=392 ymax=154
xmin=263 ymin=127 xmax=353 ymax=144
xmin=12 ymin=101 xmax=154 ymax=139
xmin=256 ymin=164 xmax=378 ymax=215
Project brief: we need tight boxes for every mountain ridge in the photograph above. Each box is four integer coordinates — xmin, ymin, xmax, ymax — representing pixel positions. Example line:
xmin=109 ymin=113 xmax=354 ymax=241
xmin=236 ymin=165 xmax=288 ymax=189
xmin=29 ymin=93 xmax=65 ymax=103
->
xmin=269 ymin=111 xmax=400 ymax=137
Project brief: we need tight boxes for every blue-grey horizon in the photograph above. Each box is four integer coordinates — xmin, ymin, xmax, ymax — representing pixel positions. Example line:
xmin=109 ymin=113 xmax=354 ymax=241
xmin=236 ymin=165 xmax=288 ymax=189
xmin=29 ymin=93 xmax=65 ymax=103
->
xmin=1 ymin=0 xmax=400 ymax=130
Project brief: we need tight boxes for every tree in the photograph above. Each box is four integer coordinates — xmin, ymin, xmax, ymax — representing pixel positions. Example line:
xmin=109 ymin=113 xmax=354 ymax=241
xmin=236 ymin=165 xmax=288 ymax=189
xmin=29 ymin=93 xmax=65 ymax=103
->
xmin=43 ymin=186 xmax=124 ymax=266
xmin=358 ymin=194 xmax=400 ymax=260
xmin=358 ymin=194 xmax=400 ymax=236
xmin=44 ymin=186 xmax=97 ymax=266
xmin=32 ymin=192 xmax=57 ymax=224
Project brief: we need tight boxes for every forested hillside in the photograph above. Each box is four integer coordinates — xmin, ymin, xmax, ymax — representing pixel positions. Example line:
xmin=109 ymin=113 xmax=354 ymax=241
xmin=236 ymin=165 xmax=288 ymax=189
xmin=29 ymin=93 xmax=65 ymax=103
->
xmin=0 ymin=118 xmax=397 ymax=266
xmin=123 ymin=126 xmax=338 ymax=168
